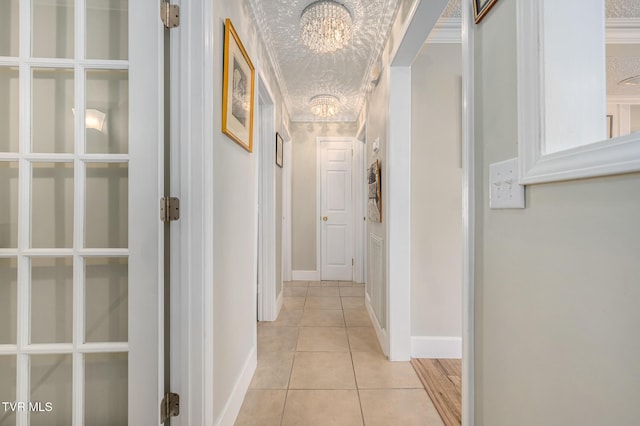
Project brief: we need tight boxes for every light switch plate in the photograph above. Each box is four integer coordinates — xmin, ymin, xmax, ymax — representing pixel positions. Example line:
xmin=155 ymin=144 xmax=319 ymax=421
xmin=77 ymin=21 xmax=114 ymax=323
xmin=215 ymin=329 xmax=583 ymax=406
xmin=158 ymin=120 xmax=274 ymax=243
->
xmin=489 ymin=158 xmax=525 ymax=209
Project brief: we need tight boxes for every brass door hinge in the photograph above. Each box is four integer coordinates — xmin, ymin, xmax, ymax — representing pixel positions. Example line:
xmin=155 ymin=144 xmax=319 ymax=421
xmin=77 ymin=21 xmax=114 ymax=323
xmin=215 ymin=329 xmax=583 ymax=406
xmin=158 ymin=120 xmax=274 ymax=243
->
xmin=160 ymin=392 xmax=180 ymax=423
xmin=161 ymin=2 xmax=180 ymax=29
xmin=161 ymin=197 xmax=180 ymax=223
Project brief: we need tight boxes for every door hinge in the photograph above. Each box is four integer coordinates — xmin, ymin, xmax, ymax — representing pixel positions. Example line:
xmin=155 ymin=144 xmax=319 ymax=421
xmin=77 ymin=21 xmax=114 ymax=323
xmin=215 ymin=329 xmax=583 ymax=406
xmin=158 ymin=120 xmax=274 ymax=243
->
xmin=352 ymin=258 xmax=354 ymax=266
xmin=161 ymin=2 xmax=180 ymax=29
xmin=160 ymin=392 xmax=180 ymax=423
xmin=161 ymin=197 xmax=180 ymax=223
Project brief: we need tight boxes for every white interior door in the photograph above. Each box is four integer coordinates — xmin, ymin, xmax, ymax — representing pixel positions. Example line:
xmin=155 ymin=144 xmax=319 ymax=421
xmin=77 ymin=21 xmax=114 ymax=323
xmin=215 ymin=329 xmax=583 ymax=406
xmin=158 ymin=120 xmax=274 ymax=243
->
xmin=320 ymin=140 xmax=353 ymax=281
xmin=0 ymin=1 xmax=163 ymax=424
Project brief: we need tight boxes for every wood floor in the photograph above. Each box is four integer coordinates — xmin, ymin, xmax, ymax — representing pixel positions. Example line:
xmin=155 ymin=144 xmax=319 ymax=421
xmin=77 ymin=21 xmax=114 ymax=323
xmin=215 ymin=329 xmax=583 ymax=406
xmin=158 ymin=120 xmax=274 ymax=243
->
xmin=411 ymin=358 xmax=462 ymax=426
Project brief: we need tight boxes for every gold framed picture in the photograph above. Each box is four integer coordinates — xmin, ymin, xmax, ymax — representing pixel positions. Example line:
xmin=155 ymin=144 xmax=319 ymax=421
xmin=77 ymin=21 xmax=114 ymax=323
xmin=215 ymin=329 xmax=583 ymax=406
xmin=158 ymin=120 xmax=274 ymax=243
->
xmin=222 ymin=18 xmax=255 ymax=152
xmin=474 ymin=0 xmax=499 ymax=24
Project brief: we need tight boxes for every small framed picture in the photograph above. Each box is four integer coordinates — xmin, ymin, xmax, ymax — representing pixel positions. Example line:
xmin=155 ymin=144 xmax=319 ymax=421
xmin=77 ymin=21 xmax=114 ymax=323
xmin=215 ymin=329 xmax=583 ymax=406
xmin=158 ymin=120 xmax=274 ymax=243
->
xmin=474 ymin=0 xmax=499 ymax=24
xmin=222 ymin=18 xmax=255 ymax=152
xmin=276 ymin=132 xmax=283 ymax=168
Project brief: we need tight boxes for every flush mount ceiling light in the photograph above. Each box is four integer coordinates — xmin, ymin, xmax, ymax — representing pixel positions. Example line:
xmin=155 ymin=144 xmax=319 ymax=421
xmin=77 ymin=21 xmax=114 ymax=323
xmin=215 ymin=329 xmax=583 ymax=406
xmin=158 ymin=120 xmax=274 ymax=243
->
xmin=300 ymin=0 xmax=353 ymax=53
xmin=310 ymin=94 xmax=340 ymax=117
xmin=618 ymin=75 xmax=640 ymax=86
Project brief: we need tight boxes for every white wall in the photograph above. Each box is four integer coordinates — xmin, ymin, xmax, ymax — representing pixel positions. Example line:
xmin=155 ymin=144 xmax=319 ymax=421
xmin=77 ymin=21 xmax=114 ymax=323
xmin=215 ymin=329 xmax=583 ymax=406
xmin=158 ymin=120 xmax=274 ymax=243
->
xmin=290 ymin=122 xmax=359 ymax=272
xmin=210 ymin=1 xmax=288 ymax=423
xmin=474 ymin=1 xmax=640 ymax=424
xmin=410 ymin=43 xmax=462 ymax=342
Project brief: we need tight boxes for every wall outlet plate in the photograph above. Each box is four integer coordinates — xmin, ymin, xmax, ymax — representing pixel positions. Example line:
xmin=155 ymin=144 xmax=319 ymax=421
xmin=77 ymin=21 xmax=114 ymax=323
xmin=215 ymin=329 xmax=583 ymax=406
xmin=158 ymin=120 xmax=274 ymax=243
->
xmin=489 ymin=158 xmax=525 ymax=209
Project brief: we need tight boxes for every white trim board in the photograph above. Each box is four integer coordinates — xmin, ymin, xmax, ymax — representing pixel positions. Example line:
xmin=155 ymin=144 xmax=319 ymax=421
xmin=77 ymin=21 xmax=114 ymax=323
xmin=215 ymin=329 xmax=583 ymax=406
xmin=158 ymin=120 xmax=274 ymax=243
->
xmin=425 ymin=17 xmax=640 ymax=46
xmin=291 ymin=270 xmax=321 ymax=281
xmin=213 ymin=346 xmax=257 ymax=426
xmin=461 ymin=0 xmax=476 ymax=424
xmin=257 ymin=74 xmax=279 ymax=322
xmin=411 ymin=336 xmax=462 ymax=359
xmin=516 ymin=0 xmax=640 ymax=185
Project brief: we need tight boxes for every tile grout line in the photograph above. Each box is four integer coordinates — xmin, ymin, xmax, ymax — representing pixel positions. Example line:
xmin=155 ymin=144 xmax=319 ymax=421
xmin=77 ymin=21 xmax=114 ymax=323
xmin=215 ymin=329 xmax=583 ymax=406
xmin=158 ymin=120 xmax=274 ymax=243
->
xmin=344 ymin=292 xmax=368 ymax=426
xmin=279 ymin=290 xmax=305 ymax=426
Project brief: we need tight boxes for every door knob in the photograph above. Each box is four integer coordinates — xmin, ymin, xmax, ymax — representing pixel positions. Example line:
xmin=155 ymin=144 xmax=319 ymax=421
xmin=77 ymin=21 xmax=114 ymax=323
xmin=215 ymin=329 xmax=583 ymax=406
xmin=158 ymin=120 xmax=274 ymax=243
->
xmin=322 ymin=216 xmax=328 ymax=221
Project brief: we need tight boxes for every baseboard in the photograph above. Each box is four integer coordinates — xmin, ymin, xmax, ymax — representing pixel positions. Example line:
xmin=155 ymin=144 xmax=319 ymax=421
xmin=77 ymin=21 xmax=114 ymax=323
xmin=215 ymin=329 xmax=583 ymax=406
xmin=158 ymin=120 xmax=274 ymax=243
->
xmin=291 ymin=270 xmax=320 ymax=281
xmin=411 ymin=336 xmax=462 ymax=359
xmin=365 ymin=293 xmax=389 ymax=357
xmin=214 ymin=345 xmax=257 ymax=426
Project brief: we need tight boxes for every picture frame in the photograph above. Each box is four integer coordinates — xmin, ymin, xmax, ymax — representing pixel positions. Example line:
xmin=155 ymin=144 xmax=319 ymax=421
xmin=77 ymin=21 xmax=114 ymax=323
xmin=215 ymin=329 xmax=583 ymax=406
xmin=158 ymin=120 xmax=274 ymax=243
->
xmin=276 ymin=132 xmax=283 ymax=168
xmin=473 ymin=0 xmax=499 ymax=24
xmin=222 ymin=18 xmax=255 ymax=152
xmin=367 ymin=159 xmax=382 ymax=223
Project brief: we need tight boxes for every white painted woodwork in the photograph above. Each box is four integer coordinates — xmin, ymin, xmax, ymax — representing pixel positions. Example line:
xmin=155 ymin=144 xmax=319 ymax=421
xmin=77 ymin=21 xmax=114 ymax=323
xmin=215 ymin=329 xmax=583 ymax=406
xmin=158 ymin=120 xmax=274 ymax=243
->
xmin=0 ymin=1 xmax=163 ymax=424
xmin=257 ymin=76 xmax=279 ymax=322
xmin=353 ymin=139 xmax=366 ymax=284
xmin=320 ymin=139 xmax=354 ymax=281
xmin=517 ymin=0 xmax=640 ymax=184
xmin=461 ymin=0 xmax=476 ymax=423
xmin=367 ymin=233 xmax=386 ymax=333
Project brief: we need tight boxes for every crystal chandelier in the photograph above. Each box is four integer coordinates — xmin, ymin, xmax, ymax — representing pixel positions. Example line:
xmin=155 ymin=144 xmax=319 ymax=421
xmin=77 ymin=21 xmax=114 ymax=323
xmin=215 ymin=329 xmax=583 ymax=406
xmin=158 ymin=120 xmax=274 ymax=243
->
xmin=310 ymin=95 xmax=340 ymax=117
xmin=300 ymin=1 xmax=353 ymax=53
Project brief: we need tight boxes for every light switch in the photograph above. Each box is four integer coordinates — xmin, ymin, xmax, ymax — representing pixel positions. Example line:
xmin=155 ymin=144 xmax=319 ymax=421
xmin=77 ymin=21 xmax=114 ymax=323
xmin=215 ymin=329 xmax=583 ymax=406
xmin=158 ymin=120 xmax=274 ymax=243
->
xmin=489 ymin=158 xmax=525 ymax=209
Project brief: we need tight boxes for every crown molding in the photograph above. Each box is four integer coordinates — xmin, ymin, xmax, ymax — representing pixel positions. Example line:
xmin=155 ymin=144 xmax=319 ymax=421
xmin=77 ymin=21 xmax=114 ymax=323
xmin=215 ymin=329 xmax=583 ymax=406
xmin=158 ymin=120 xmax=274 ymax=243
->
xmin=426 ymin=18 xmax=461 ymax=44
xmin=607 ymin=18 xmax=640 ymax=43
xmin=425 ymin=17 xmax=640 ymax=46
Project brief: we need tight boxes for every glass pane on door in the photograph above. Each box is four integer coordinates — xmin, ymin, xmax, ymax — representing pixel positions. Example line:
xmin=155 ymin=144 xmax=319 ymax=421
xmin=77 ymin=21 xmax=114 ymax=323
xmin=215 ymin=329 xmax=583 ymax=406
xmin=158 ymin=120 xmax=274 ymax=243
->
xmin=30 ymin=258 xmax=73 ymax=344
xmin=0 ymin=258 xmax=18 ymax=345
xmin=32 ymin=0 xmax=74 ymax=58
xmin=0 ymin=67 xmax=19 ymax=152
xmin=86 ymin=0 xmax=128 ymax=60
xmin=0 ymin=355 xmax=17 ymax=426
xmin=0 ymin=162 xmax=18 ymax=248
xmin=86 ymin=70 xmax=129 ymax=154
xmin=85 ymin=258 xmax=128 ymax=343
xmin=0 ymin=0 xmax=19 ymax=57
xmin=30 ymin=354 xmax=72 ymax=426
xmin=85 ymin=163 xmax=128 ymax=248
xmin=32 ymin=163 xmax=74 ymax=248
xmin=32 ymin=69 xmax=75 ymax=154
xmin=85 ymin=353 xmax=128 ymax=425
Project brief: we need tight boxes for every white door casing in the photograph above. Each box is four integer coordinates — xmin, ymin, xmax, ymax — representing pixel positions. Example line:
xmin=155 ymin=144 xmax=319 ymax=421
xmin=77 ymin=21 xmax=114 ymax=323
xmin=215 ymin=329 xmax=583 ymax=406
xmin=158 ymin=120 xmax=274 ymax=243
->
xmin=0 ymin=1 xmax=163 ymax=425
xmin=319 ymin=139 xmax=354 ymax=281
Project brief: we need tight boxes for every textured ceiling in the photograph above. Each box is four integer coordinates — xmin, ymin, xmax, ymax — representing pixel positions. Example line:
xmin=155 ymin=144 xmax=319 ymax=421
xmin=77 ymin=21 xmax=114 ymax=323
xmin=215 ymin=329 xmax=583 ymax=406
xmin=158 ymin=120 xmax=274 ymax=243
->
xmin=607 ymin=44 xmax=640 ymax=97
xmin=248 ymin=0 xmax=399 ymax=122
xmin=607 ymin=0 xmax=640 ymax=18
xmin=441 ymin=0 xmax=461 ymax=18
xmin=248 ymin=0 xmax=639 ymax=122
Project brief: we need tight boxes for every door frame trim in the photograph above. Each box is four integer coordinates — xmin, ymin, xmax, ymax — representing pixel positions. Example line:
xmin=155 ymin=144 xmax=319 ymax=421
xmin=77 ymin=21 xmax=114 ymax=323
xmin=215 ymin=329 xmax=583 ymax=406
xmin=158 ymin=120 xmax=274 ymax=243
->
xmin=256 ymin=74 xmax=279 ymax=321
xmin=169 ymin=0 xmax=216 ymax=423
xmin=129 ymin=0 xmax=164 ymax=423
xmin=282 ymin=136 xmax=293 ymax=282
xmin=316 ymin=136 xmax=357 ymax=281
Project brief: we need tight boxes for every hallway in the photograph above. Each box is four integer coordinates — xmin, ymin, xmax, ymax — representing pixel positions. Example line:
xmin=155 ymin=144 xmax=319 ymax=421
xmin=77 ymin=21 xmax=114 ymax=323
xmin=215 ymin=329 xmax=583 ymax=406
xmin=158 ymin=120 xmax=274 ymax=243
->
xmin=235 ymin=280 xmax=444 ymax=425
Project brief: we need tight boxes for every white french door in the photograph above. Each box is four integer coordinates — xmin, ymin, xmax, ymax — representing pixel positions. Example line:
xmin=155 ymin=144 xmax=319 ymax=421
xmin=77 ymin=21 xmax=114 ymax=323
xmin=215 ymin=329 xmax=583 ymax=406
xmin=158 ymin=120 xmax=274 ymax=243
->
xmin=0 ymin=1 xmax=163 ymax=425
xmin=320 ymin=139 xmax=354 ymax=281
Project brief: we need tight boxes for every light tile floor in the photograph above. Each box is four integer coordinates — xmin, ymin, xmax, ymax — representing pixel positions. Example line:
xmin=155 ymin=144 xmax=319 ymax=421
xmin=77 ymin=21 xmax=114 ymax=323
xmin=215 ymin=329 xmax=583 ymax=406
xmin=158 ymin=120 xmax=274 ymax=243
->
xmin=235 ymin=280 xmax=445 ymax=426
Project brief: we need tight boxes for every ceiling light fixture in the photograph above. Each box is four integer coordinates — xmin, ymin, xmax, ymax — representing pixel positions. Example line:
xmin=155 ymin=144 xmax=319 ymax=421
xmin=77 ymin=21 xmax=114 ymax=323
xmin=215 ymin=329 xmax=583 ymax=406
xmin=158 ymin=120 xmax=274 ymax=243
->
xmin=618 ymin=75 xmax=640 ymax=86
xmin=310 ymin=94 xmax=340 ymax=117
xmin=300 ymin=0 xmax=352 ymax=53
